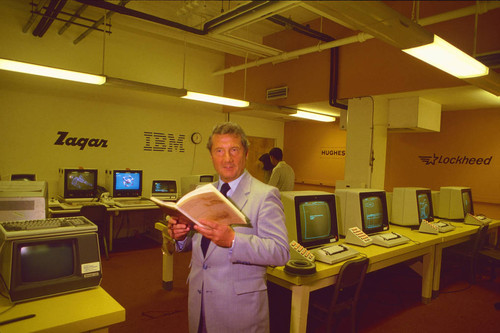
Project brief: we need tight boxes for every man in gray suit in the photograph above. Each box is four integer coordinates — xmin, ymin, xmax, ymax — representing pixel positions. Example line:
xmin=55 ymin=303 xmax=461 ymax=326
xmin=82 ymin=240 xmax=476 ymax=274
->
xmin=167 ymin=122 xmax=290 ymax=333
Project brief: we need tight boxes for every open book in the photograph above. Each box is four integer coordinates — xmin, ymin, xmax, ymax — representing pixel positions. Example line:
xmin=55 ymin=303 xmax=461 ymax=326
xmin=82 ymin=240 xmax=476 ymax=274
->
xmin=150 ymin=183 xmax=248 ymax=228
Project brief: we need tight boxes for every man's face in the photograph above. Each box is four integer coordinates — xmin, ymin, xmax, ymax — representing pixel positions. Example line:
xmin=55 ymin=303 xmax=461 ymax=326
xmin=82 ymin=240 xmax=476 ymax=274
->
xmin=210 ymin=133 xmax=247 ymax=183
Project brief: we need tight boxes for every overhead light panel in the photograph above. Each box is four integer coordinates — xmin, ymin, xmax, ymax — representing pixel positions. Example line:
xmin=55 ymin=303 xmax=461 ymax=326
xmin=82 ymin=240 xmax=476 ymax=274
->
xmin=290 ymin=111 xmax=336 ymax=122
xmin=403 ymin=35 xmax=489 ymax=79
xmin=182 ymin=91 xmax=249 ymax=107
xmin=0 ymin=58 xmax=106 ymax=85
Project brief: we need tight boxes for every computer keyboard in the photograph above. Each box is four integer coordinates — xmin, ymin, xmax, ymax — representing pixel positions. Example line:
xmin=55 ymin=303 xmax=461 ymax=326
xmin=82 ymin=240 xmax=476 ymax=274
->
xmin=371 ymin=232 xmax=410 ymax=247
xmin=0 ymin=216 xmax=97 ymax=240
xmin=114 ymin=199 xmax=157 ymax=207
xmin=151 ymin=194 xmax=178 ymax=202
xmin=311 ymin=244 xmax=359 ymax=265
xmin=59 ymin=202 xmax=106 ymax=210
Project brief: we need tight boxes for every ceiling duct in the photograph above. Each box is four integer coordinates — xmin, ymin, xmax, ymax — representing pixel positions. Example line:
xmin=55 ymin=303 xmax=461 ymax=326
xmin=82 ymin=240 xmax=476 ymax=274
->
xmin=266 ymin=86 xmax=288 ymax=100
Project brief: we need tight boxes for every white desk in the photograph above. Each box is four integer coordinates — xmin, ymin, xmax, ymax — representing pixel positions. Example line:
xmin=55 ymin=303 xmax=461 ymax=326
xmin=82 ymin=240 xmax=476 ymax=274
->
xmin=0 ymin=287 xmax=125 ymax=332
xmin=267 ymin=226 xmax=438 ymax=333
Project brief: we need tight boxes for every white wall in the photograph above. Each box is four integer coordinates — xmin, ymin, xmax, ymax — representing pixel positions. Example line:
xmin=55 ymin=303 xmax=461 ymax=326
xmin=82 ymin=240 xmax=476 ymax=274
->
xmin=0 ymin=1 xmax=284 ymax=199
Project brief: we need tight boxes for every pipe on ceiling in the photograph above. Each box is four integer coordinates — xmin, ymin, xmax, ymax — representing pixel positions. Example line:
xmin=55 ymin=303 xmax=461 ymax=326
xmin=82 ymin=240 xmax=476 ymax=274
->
xmin=73 ymin=0 xmax=130 ymax=44
xmin=206 ymin=1 xmax=300 ymax=35
xmin=329 ymin=47 xmax=347 ymax=110
xmin=267 ymin=14 xmax=333 ymax=42
xmin=58 ymin=3 xmax=87 ymax=35
xmin=264 ymin=14 xmax=346 ymax=110
xmin=74 ymin=0 xmax=279 ymax=36
xmin=74 ymin=0 xmax=297 ymax=57
xmin=214 ymin=2 xmax=500 ymax=75
xmin=212 ymin=32 xmax=373 ymax=75
xmin=23 ymin=0 xmax=49 ymax=33
xmin=32 ymin=0 xmax=67 ymax=37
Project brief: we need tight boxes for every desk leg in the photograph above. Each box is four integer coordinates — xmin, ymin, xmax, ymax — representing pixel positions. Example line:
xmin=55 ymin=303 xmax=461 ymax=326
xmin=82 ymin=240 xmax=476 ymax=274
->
xmin=289 ymin=285 xmax=310 ymax=333
xmin=432 ymin=245 xmax=443 ymax=299
xmin=109 ymin=213 xmax=115 ymax=252
xmin=421 ymin=246 xmax=435 ymax=304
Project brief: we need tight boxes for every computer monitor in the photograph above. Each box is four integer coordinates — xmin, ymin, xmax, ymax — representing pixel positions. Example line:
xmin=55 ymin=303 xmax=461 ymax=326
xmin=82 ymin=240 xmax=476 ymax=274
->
xmin=151 ymin=180 xmax=178 ymax=201
xmin=0 ymin=232 xmax=102 ymax=303
xmin=391 ymin=187 xmax=434 ymax=227
xmin=58 ymin=168 xmax=98 ymax=202
xmin=438 ymin=186 xmax=474 ymax=220
xmin=10 ymin=174 xmax=37 ymax=181
xmin=335 ymin=188 xmax=390 ymax=236
xmin=180 ymin=174 xmax=216 ymax=196
xmin=105 ymin=169 xmax=143 ymax=198
xmin=281 ymin=191 xmax=339 ymax=249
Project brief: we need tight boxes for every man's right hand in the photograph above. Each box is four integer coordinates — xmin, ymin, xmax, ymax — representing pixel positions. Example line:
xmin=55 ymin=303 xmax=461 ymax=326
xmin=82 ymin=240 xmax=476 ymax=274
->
xmin=167 ymin=216 xmax=191 ymax=241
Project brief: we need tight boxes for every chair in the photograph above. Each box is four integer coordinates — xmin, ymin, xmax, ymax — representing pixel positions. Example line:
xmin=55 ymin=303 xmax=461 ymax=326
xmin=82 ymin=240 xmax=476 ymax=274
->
xmin=446 ymin=223 xmax=490 ymax=283
xmin=80 ymin=204 xmax=109 ymax=260
xmin=309 ymin=257 xmax=369 ymax=333
xmin=478 ymin=233 xmax=500 ymax=280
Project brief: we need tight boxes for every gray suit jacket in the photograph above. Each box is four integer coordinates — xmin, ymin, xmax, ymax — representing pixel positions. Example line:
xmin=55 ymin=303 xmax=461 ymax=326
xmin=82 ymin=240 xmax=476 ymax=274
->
xmin=178 ymin=171 xmax=290 ymax=333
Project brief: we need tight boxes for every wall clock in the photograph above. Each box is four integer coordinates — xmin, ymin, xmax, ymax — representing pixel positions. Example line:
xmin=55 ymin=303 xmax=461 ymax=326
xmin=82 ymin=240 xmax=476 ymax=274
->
xmin=191 ymin=132 xmax=202 ymax=144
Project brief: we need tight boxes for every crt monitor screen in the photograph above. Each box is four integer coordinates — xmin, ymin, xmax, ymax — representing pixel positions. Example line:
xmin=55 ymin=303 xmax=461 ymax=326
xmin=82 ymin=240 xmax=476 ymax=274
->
xmin=281 ymin=191 xmax=338 ymax=249
xmin=60 ymin=168 xmax=98 ymax=199
xmin=21 ymin=239 xmax=74 ymax=282
xmin=462 ymin=188 xmax=474 ymax=216
xmin=152 ymin=180 xmax=177 ymax=195
xmin=359 ymin=192 xmax=389 ymax=234
xmin=10 ymin=174 xmax=37 ymax=181
xmin=112 ymin=170 xmax=143 ymax=197
xmin=417 ymin=191 xmax=434 ymax=222
xmin=199 ymin=175 xmax=214 ymax=183
xmin=180 ymin=174 xmax=216 ymax=196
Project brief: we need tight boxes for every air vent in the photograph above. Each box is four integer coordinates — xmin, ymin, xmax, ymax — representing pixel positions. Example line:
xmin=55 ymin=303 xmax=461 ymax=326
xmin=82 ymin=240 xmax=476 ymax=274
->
xmin=266 ymin=86 xmax=288 ymax=100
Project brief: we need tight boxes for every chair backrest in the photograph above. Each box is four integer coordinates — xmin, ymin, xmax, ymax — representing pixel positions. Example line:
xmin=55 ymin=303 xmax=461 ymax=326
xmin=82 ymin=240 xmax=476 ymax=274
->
xmin=331 ymin=257 xmax=369 ymax=309
xmin=80 ymin=204 xmax=108 ymax=228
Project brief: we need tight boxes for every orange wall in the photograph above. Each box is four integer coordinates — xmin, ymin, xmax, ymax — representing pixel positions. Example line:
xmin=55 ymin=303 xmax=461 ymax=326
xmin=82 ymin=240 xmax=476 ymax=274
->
xmin=284 ymin=121 xmax=346 ymax=192
xmin=385 ymin=109 xmax=500 ymax=217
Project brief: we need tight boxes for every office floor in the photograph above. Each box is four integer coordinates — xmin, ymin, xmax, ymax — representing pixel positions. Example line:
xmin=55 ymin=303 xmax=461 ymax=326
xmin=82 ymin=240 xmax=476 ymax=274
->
xmin=101 ymin=236 xmax=500 ymax=333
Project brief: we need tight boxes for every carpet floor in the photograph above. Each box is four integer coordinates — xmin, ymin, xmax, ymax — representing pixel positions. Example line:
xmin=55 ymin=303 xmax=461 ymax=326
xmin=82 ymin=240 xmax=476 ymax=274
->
xmin=101 ymin=236 xmax=500 ymax=333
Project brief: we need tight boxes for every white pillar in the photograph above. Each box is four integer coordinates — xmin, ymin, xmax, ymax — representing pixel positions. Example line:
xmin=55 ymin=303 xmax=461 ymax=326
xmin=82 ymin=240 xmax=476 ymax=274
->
xmin=340 ymin=96 xmax=388 ymax=190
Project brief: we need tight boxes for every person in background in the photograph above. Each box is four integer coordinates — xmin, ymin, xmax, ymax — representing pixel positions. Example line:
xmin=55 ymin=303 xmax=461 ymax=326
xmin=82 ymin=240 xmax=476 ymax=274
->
xmin=258 ymin=152 xmax=274 ymax=183
xmin=166 ymin=122 xmax=289 ymax=333
xmin=268 ymin=147 xmax=295 ymax=191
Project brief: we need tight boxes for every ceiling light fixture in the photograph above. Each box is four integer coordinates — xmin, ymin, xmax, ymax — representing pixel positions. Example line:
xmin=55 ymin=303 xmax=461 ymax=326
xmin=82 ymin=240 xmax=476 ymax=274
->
xmin=290 ymin=110 xmax=336 ymax=122
xmin=403 ymin=35 xmax=489 ymax=79
xmin=0 ymin=58 xmax=106 ymax=85
xmin=182 ymin=91 xmax=250 ymax=107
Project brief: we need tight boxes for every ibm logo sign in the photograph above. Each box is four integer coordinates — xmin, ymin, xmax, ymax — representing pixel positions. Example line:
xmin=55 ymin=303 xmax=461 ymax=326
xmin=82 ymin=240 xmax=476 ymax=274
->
xmin=144 ymin=132 xmax=186 ymax=152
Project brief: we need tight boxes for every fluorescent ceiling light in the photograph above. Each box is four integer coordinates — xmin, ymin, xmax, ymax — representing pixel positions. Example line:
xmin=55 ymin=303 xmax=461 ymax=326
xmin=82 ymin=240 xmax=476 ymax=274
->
xmin=182 ymin=91 xmax=249 ymax=107
xmin=0 ymin=58 xmax=106 ymax=85
xmin=290 ymin=111 xmax=336 ymax=122
xmin=403 ymin=35 xmax=489 ymax=79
